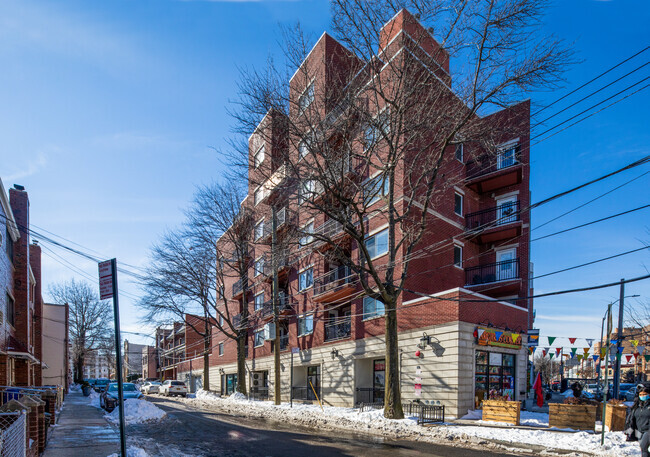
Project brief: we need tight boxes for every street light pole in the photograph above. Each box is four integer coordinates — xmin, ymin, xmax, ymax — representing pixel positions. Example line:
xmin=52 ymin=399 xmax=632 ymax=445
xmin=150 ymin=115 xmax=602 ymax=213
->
xmin=613 ymin=279 xmax=625 ymax=400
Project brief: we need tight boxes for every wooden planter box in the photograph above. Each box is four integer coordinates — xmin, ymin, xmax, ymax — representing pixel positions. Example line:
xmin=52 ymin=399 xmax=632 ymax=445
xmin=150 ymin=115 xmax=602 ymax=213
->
xmin=549 ymin=403 xmax=597 ymax=431
xmin=604 ymin=405 xmax=628 ymax=432
xmin=482 ymin=400 xmax=521 ymax=425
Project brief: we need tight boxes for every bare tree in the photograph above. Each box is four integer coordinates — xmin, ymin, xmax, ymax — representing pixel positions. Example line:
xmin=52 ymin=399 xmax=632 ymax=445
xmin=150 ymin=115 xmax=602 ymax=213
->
xmin=49 ymin=279 xmax=112 ymax=384
xmin=534 ymin=355 xmax=560 ymax=385
xmin=228 ymin=0 xmax=571 ymax=418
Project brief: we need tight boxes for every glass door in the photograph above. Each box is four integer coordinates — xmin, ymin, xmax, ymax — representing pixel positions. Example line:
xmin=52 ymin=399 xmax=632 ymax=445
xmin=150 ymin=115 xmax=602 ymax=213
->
xmin=373 ymin=359 xmax=385 ymax=403
xmin=496 ymin=196 xmax=517 ymax=225
xmin=496 ymin=249 xmax=517 ymax=281
xmin=307 ymin=366 xmax=320 ymax=400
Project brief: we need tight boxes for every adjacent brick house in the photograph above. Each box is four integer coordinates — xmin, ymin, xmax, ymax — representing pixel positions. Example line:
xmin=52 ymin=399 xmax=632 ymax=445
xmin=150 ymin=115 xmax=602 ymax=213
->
xmin=178 ymin=10 xmax=532 ymax=417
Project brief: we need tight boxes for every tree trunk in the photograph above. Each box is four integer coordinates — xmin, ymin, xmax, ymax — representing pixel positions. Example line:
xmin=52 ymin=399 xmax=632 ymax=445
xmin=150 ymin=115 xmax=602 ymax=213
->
xmin=384 ymin=298 xmax=404 ymax=419
xmin=203 ymin=342 xmax=210 ymax=392
xmin=236 ymin=330 xmax=247 ymax=395
xmin=74 ymin=355 xmax=84 ymax=384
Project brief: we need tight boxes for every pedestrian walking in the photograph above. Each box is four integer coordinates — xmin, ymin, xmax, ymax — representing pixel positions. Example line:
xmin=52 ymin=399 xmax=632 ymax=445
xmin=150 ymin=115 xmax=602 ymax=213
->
xmin=626 ymin=384 xmax=650 ymax=455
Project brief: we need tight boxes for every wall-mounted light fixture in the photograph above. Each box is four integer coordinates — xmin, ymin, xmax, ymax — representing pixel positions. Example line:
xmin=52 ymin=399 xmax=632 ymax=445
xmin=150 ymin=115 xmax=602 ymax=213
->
xmin=219 ymin=368 xmax=225 ymax=375
xmin=417 ymin=332 xmax=431 ymax=350
xmin=331 ymin=348 xmax=339 ymax=359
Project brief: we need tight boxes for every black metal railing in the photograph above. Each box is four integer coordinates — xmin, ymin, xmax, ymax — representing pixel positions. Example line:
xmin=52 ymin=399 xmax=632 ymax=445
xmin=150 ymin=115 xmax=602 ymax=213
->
xmin=314 ymin=265 xmax=356 ymax=296
xmin=358 ymin=402 xmax=384 ymax=413
xmin=262 ymin=252 xmax=292 ymax=276
xmin=465 ymin=201 xmax=520 ymax=229
xmin=291 ymin=385 xmax=320 ymax=401
xmin=314 ymin=218 xmax=344 ymax=239
xmin=465 ymin=258 xmax=519 ymax=285
xmin=260 ymin=292 xmax=293 ymax=319
xmin=466 ymin=147 xmax=521 ymax=180
xmin=324 ymin=318 xmax=352 ymax=341
xmin=233 ymin=279 xmax=244 ymax=296
xmin=355 ymin=387 xmax=385 ymax=405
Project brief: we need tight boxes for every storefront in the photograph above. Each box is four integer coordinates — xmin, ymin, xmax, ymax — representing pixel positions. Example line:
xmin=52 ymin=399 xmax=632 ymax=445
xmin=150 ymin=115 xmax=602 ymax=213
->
xmin=474 ymin=326 xmax=522 ymax=408
xmin=221 ymin=373 xmax=237 ymax=395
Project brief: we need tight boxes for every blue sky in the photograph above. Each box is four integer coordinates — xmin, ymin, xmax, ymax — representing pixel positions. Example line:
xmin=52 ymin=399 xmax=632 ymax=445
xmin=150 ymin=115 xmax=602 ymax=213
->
xmin=0 ymin=0 xmax=648 ymax=347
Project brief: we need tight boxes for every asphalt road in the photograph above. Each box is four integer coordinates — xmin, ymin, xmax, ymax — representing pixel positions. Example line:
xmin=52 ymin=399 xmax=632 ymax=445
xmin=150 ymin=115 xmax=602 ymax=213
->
xmin=126 ymin=396 xmax=525 ymax=457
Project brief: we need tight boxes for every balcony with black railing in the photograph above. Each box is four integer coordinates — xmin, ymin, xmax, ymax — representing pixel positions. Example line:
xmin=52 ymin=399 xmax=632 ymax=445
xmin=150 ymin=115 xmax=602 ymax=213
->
xmin=465 ymin=147 xmax=523 ymax=193
xmin=232 ymin=278 xmax=244 ymax=298
xmin=324 ymin=317 xmax=352 ymax=341
xmin=465 ymin=201 xmax=522 ymax=244
xmin=260 ymin=292 xmax=294 ymax=320
xmin=465 ymin=258 xmax=520 ymax=287
xmin=262 ymin=252 xmax=292 ymax=280
xmin=313 ymin=265 xmax=357 ymax=302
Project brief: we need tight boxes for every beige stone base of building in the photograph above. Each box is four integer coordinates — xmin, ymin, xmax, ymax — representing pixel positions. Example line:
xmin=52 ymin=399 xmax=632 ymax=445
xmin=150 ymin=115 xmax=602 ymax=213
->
xmin=178 ymin=321 xmax=528 ymax=419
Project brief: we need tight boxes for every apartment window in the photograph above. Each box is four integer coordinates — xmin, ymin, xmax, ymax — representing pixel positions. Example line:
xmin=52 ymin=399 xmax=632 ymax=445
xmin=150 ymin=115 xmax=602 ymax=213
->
xmin=455 ymin=144 xmax=464 ymax=162
xmin=254 ymin=145 xmax=265 ymax=168
xmin=298 ymin=81 xmax=315 ymax=112
xmin=364 ymin=174 xmax=389 ymax=206
xmin=219 ymin=315 xmax=224 ymax=327
xmin=453 ymin=245 xmax=462 ymax=268
xmin=5 ymin=227 xmax=13 ymax=263
xmin=363 ymin=296 xmax=385 ymax=320
xmin=365 ymin=229 xmax=389 ymax=259
xmin=254 ymin=186 xmax=266 ymax=206
xmin=6 ymin=293 xmax=14 ymax=327
xmin=299 ymin=222 xmax=314 ymax=247
xmin=364 ymin=109 xmax=390 ymax=149
xmin=219 ymin=342 xmax=224 ymax=356
xmin=254 ymin=292 xmax=265 ymax=311
xmin=218 ymin=285 xmax=225 ymax=299
xmin=298 ymin=179 xmax=316 ymax=205
xmin=254 ymin=257 xmax=265 ymax=277
xmin=298 ymin=267 xmax=313 ymax=291
xmin=254 ymin=219 xmax=265 ymax=241
xmin=299 ymin=140 xmax=309 ymax=160
xmin=497 ymin=145 xmax=519 ymax=169
xmin=298 ymin=314 xmax=314 ymax=336
xmin=254 ymin=330 xmax=265 ymax=347
xmin=454 ymin=192 xmax=463 ymax=216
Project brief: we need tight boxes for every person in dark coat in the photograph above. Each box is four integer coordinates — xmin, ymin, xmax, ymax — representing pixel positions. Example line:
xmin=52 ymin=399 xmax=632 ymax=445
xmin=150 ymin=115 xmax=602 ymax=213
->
xmin=625 ymin=383 xmax=645 ymax=441
xmin=628 ymin=385 xmax=650 ymax=456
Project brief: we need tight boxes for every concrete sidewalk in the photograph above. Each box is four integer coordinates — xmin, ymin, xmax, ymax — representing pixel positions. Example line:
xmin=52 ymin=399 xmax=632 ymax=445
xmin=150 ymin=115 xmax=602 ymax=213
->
xmin=43 ymin=390 xmax=119 ymax=457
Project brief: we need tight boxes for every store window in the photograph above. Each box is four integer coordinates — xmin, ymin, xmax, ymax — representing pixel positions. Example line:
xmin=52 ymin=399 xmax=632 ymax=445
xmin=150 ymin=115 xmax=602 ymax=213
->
xmin=221 ymin=373 xmax=238 ymax=395
xmin=475 ymin=350 xmax=515 ymax=405
xmin=373 ymin=359 xmax=385 ymax=403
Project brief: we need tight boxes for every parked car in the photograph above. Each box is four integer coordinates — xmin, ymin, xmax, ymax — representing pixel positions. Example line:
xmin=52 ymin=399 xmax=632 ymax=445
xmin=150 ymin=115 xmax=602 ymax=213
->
xmin=160 ymin=380 xmax=187 ymax=397
xmin=618 ymin=383 xmax=636 ymax=401
xmin=141 ymin=381 xmax=162 ymax=395
xmin=100 ymin=382 xmax=144 ymax=412
xmin=94 ymin=378 xmax=110 ymax=393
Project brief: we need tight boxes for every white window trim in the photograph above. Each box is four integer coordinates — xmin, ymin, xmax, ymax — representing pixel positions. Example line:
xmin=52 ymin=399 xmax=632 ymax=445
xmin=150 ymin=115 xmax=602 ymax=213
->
xmin=362 ymin=296 xmax=385 ymax=322
xmin=453 ymin=244 xmax=463 ymax=270
xmin=254 ymin=144 xmax=265 ymax=168
xmin=254 ymin=256 xmax=264 ymax=277
xmin=298 ymin=266 xmax=314 ymax=291
xmin=299 ymin=220 xmax=315 ymax=247
xmin=254 ymin=218 xmax=265 ymax=241
xmin=219 ymin=341 xmax=225 ymax=357
xmin=454 ymin=192 xmax=463 ymax=217
xmin=455 ymin=143 xmax=464 ymax=162
xmin=297 ymin=313 xmax=314 ymax=337
xmin=253 ymin=329 xmax=265 ymax=347
xmin=453 ymin=185 xmax=465 ymax=196
xmin=367 ymin=223 xmax=389 ymax=238
xmin=254 ymin=292 xmax=265 ymax=310
xmin=366 ymin=227 xmax=389 ymax=260
xmin=298 ymin=79 xmax=315 ymax=112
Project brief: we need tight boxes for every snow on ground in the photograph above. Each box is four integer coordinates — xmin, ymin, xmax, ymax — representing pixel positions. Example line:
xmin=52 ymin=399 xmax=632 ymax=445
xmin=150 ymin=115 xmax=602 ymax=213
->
xmin=104 ymin=399 xmax=167 ymax=425
xmin=106 ymin=446 xmax=150 ymax=457
xmin=460 ymin=409 xmax=549 ymax=427
xmin=88 ymin=390 xmax=101 ymax=409
xmin=177 ymin=390 xmax=642 ymax=456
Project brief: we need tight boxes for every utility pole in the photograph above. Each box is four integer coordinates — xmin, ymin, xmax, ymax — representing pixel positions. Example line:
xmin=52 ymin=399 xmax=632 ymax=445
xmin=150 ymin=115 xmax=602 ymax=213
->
xmin=272 ymin=207 xmax=281 ymax=405
xmin=601 ymin=303 xmax=613 ymax=446
xmin=613 ymin=279 xmax=625 ymax=400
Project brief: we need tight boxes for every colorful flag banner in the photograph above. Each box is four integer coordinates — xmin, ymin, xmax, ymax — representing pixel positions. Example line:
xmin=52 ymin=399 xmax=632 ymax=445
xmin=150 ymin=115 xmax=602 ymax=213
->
xmin=611 ymin=339 xmax=618 ymax=345
xmin=570 ymin=348 xmax=577 ymax=358
xmin=592 ymin=355 xmax=599 ymax=363
xmin=542 ymin=349 xmax=547 ymax=357
xmin=548 ymin=337 xmax=556 ymax=345
xmin=645 ymin=354 xmax=650 ymax=363
xmin=569 ymin=338 xmax=577 ymax=344
xmin=556 ymin=347 xmax=562 ymax=357
xmin=601 ymin=347 xmax=607 ymax=358
xmin=549 ymin=353 xmax=554 ymax=360
xmin=586 ymin=339 xmax=594 ymax=347
xmin=640 ymin=347 xmax=646 ymax=355
xmin=618 ymin=346 xmax=625 ymax=354
xmin=626 ymin=355 xmax=633 ymax=363
xmin=577 ymin=354 xmax=583 ymax=362
xmin=511 ymin=333 xmax=520 ymax=343
xmin=632 ymin=340 xmax=639 ymax=348
xmin=583 ymin=348 xmax=590 ymax=354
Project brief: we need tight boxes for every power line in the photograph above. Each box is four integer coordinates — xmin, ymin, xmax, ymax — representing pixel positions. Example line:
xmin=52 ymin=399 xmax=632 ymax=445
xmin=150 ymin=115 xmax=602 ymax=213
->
xmin=533 ymin=45 xmax=650 ymax=115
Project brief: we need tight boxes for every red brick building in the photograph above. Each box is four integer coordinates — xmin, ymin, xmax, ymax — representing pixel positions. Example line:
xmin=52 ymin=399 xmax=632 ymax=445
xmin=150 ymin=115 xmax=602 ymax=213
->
xmin=0 ymin=180 xmax=47 ymax=387
xmin=179 ymin=10 xmax=532 ymax=417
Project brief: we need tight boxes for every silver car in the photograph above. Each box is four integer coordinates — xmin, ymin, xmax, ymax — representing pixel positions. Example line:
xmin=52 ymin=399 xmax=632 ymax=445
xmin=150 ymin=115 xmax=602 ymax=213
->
xmin=141 ymin=381 xmax=162 ymax=395
xmin=160 ymin=380 xmax=187 ymax=397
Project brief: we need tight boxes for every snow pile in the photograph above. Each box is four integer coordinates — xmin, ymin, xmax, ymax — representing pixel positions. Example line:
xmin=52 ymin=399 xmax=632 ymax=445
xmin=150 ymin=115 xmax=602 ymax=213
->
xmin=88 ymin=391 xmax=101 ymax=409
xmin=106 ymin=446 xmax=150 ymax=457
xmin=180 ymin=390 xmax=639 ymax=456
xmin=229 ymin=392 xmax=247 ymax=401
xmin=69 ymin=384 xmax=81 ymax=393
xmin=104 ymin=399 xmax=166 ymax=425
xmin=461 ymin=409 xmax=549 ymax=428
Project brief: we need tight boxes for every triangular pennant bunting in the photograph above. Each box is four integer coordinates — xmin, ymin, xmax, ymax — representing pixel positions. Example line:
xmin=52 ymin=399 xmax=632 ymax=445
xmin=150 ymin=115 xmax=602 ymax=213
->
xmin=618 ymin=346 xmax=625 ymax=354
xmin=586 ymin=339 xmax=594 ymax=347
xmin=626 ymin=355 xmax=633 ymax=363
xmin=577 ymin=354 xmax=583 ymax=362
xmin=511 ymin=333 xmax=520 ymax=343
xmin=569 ymin=338 xmax=577 ymax=344
xmin=592 ymin=355 xmax=599 ymax=362
xmin=632 ymin=340 xmax=639 ymax=348
xmin=549 ymin=353 xmax=554 ymax=360
xmin=600 ymin=347 xmax=607 ymax=358
xmin=583 ymin=347 xmax=590 ymax=355
xmin=570 ymin=348 xmax=577 ymax=358
xmin=494 ymin=331 xmax=503 ymax=341
xmin=477 ymin=329 xmax=485 ymax=339
xmin=645 ymin=355 xmax=650 ymax=363
xmin=548 ymin=337 xmax=556 ymax=345
xmin=556 ymin=347 xmax=562 ymax=356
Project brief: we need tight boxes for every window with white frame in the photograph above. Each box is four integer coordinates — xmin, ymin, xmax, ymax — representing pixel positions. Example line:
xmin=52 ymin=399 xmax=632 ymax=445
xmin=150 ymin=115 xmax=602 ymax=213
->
xmin=254 ymin=145 xmax=265 ymax=168
xmin=454 ymin=192 xmax=463 ymax=216
xmin=298 ymin=81 xmax=315 ymax=112
xmin=453 ymin=244 xmax=462 ymax=268
xmin=497 ymin=144 xmax=519 ymax=169
xmin=298 ymin=179 xmax=316 ymax=205
xmin=364 ymin=174 xmax=389 ymax=205
xmin=299 ymin=140 xmax=309 ymax=161
xmin=298 ymin=314 xmax=314 ymax=336
xmin=365 ymin=229 xmax=389 ymax=258
xmin=254 ymin=292 xmax=265 ymax=311
xmin=254 ymin=186 xmax=266 ymax=206
xmin=298 ymin=267 xmax=313 ymax=291
xmin=299 ymin=221 xmax=314 ymax=247
xmin=362 ymin=296 xmax=385 ymax=320
xmin=254 ymin=329 xmax=265 ymax=347
xmin=364 ymin=109 xmax=390 ymax=149
xmin=254 ymin=257 xmax=265 ymax=277
xmin=219 ymin=315 xmax=224 ymax=327
xmin=218 ymin=342 xmax=224 ymax=356
xmin=254 ymin=219 xmax=265 ymax=241
xmin=455 ymin=144 xmax=464 ymax=162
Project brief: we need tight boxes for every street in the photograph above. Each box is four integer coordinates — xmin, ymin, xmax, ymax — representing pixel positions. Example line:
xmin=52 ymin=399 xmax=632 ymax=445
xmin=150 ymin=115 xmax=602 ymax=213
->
xmin=125 ymin=396 xmax=525 ymax=457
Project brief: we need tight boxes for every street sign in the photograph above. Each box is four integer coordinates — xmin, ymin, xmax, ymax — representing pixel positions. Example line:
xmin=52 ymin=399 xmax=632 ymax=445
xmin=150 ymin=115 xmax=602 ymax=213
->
xmin=291 ymin=347 xmax=299 ymax=354
xmin=98 ymin=260 xmax=114 ymax=300
xmin=528 ymin=329 xmax=540 ymax=347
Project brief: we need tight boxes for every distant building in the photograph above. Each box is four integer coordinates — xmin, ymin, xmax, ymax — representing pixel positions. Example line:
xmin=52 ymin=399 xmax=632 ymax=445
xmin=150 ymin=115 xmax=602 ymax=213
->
xmin=123 ymin=340 xmax=145 ymax=380
xmin=83 ymin=351 xmax=111 ymax=379
xmin=142 ymin=345 xmax=158 ymax=380
xmin=594 ymin=326 xmax=650 ymax=381
xmin=42 ymin=303 xmax=70 ymax=390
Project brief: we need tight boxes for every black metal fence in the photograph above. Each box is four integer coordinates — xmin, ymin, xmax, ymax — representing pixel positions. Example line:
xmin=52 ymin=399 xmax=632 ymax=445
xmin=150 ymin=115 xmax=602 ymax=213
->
xmin=249 ymin=387 xmax=269 ymax=401
xmin=291 ymin=386 xmax=320 ymax=401
xmin=355 ymin=387 xmax=384 ymax=405
xmin=465 ymin=201 xmax=520 ymax=229
xmin=358 ymin=402 xmax=383 ymax=413
xmin=466 ymin=147 xmax=521 ymax=179
xmin=403 ymin=402 xmax=445 ymax=424
xmin=465 ymin=258 xmax=519 ymax=285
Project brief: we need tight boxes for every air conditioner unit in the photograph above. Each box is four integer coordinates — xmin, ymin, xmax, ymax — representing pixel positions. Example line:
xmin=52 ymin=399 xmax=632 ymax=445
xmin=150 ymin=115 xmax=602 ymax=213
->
xmin=264 ymin=323 xmax=276 ymax=341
